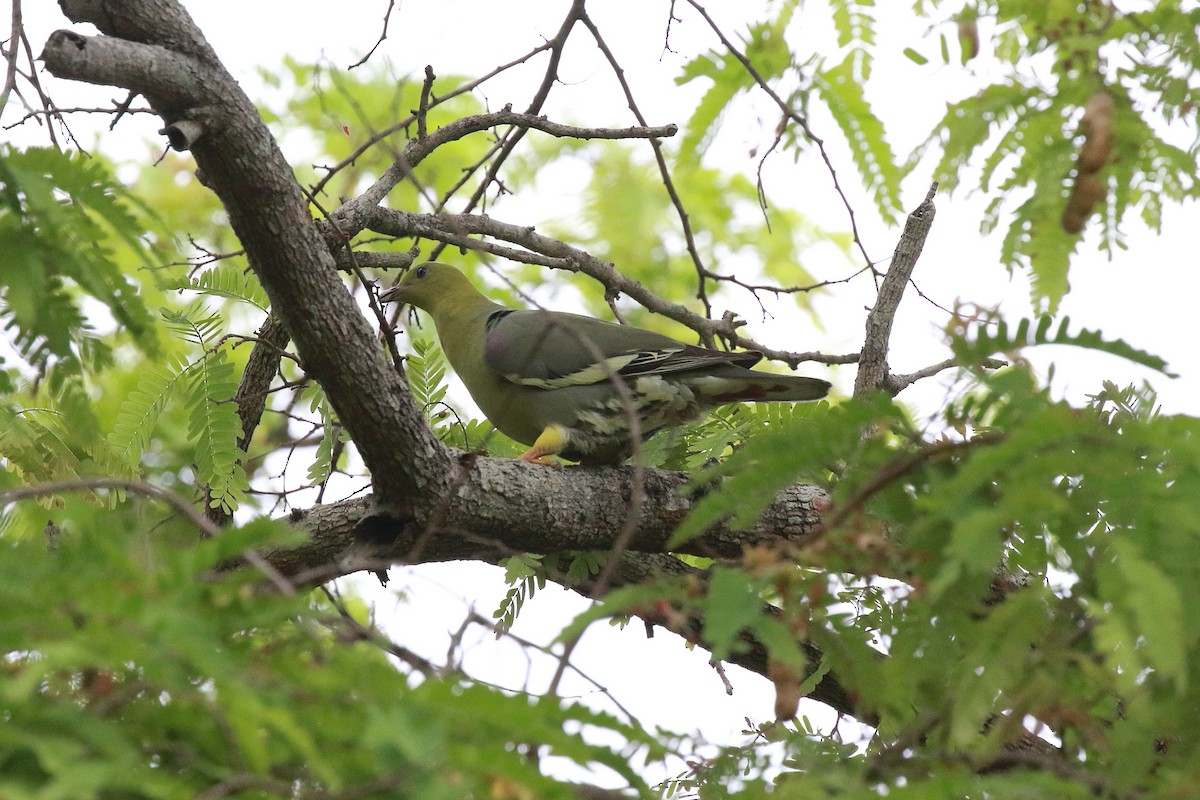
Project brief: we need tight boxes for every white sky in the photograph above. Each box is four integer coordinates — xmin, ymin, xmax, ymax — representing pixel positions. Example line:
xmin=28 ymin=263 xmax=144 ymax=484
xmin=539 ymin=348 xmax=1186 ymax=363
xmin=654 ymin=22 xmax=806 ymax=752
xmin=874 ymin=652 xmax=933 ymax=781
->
xmin=8 ymin=0 xmax=1199 ymax=787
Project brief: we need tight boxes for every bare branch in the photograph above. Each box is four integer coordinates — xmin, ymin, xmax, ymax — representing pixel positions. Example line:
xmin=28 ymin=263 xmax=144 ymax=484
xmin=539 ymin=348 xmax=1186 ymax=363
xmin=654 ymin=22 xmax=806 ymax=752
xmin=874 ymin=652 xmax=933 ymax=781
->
xmin=41 ymin=30 xmax=210 ymax=110
xmin=854 ymin=183 xmax=938 ymax=398
xmin=331 ymin=249 xmax=418 ymax=272
xmin=271 ymin=459 xmax=828 ymax=574
xmin=310 ymin=40 xmax=561 ymax=198
xmin=328 ymin=110 xmax=675 ymax=240
xmin=416 ymin=64 xmax=434 ymax=140
xmin=347 ymin=0 xmax=397 ymax=70
xmin=319 ymin=585 xmax=440 ymax=675
xmin=888 ymin=355 xmax=1007 ymax=394
xmin=58 ymin=0 xmax=218 ymax=59
xmin=0 ymin=0 xmax=24 ymax=113
xmin=2 ymin=103 xmax=157 ymax=130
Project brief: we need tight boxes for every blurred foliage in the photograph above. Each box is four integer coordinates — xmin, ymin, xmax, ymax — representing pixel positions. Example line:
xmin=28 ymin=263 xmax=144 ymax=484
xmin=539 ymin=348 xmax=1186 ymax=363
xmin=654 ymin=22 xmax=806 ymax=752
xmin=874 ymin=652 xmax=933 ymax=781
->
xmin=2 ymin=1 xmax=1199 ymax=798
xmin=0 ymin=517 xmax=659 ymax=799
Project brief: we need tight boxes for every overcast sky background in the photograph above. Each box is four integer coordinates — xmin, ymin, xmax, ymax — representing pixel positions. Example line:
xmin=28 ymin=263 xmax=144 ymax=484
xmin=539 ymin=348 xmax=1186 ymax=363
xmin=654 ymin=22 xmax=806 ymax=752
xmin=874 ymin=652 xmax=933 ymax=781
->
xmin=8 ymin=0 xmax=1199 ymax=787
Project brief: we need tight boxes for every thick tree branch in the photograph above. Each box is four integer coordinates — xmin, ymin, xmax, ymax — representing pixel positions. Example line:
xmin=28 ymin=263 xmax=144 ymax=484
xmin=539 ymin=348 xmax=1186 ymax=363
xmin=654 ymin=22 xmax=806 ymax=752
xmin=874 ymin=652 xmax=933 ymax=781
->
xmin=1 ymin=0 xmax=24 ymax=114
xmin=331 ymin=249 xmax=418 ymax=272
xmin=259 ymin=467 xmax=862 ymax=719
xmin=58 ymin=0 xmax=218 ymax=58
xmin=272 ymin=456 xmax=828 ymax=574
xmin=40 ymin=30 xmax=207 ymax=113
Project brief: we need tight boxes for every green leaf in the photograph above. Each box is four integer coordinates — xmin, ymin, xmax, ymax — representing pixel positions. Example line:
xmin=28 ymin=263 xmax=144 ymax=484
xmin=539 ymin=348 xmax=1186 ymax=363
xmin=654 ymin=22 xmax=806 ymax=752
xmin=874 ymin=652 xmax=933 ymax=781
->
xmin=832 ymin=0 xmax=877 ymax=52
xmin=109 ymin=354 xmax=191 ymax=469
xmin=1102 ymin=538 xmax=1189 ymax=693
xmin=166 ymin=261 xmax=270 ymax=312
xmin=184 ymin=349 xmax=247 ymax=512
xmin=703 ymin=567 xmax=765 ymax=660
xmin=406 ymin=334 xmax=449 ymax=413
xmin=0 ymin=146 xmax=160 ymax=363
xmin=813 ymin=54 xmax=902 ymax=220
xmin=494 ymin=554 xmax=547 ymax=633
xmin=952 ymin=314 xmax=1176 ymax=376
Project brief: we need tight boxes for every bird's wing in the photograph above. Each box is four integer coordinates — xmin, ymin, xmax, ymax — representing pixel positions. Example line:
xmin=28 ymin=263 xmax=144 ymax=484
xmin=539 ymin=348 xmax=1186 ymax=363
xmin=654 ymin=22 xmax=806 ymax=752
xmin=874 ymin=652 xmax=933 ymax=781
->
xmin=482 ymin=309 xmax=761 ymax=389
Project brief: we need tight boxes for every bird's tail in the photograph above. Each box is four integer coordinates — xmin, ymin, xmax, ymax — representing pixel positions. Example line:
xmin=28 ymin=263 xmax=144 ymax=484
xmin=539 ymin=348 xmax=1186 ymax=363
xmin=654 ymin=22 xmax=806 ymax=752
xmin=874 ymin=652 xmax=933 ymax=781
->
xmin=690 ymin=372 xmax=831 ymax=403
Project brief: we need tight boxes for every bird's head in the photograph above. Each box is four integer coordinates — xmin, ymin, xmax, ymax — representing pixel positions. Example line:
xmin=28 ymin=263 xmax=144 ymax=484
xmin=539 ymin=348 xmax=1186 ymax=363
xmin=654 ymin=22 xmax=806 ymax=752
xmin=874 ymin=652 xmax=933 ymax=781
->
xmin=380 ymin=262 xmax=483 ymax=315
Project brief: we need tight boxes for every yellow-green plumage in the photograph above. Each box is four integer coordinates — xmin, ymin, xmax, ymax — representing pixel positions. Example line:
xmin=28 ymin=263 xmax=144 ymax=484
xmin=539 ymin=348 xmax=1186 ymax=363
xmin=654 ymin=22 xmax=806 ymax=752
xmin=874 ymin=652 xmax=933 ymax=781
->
xmin=383 ymin=262 xmax=830 ymax=465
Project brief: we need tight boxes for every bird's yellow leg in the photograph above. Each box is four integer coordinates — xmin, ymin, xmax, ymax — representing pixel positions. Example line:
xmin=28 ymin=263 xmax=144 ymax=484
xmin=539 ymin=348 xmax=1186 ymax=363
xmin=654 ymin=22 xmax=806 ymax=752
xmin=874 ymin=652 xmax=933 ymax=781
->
xmin=518 ymin=424 xmax=569 ymax=466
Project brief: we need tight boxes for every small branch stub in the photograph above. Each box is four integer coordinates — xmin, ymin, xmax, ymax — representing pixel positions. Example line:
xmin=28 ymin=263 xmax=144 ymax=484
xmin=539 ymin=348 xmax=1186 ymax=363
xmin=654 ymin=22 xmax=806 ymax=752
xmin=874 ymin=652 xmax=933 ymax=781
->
xmin=160 ymin=119 xmax=205 ymax=150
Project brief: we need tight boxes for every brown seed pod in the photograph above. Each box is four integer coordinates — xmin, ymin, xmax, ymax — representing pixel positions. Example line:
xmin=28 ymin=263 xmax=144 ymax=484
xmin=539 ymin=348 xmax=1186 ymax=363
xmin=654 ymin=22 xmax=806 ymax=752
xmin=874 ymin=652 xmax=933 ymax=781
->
xmin=1078 ymin=91 xmax=1116 ymax=173
xmin=958 ymin=18 xmax=980 ymax=63
xmin=768 ymin=658 xmax=803 ymax=721
xmin=1082 ymin=90 xmax=1117 ymax=123
xmin=1061 ymin=172 xmax=1105 ymax=234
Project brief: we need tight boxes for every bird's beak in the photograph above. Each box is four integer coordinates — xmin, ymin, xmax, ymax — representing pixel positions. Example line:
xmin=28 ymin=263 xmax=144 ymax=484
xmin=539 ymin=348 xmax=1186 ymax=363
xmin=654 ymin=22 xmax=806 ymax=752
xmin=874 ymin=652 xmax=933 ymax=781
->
xmin=379 ymin=285 xmax=402 ymax=305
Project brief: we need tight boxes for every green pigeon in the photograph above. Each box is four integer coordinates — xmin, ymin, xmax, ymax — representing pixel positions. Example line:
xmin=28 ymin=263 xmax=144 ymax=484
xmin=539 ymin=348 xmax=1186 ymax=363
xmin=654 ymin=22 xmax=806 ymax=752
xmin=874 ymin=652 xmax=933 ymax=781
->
xmin=382 ymin=262 xmax=830 ymax=465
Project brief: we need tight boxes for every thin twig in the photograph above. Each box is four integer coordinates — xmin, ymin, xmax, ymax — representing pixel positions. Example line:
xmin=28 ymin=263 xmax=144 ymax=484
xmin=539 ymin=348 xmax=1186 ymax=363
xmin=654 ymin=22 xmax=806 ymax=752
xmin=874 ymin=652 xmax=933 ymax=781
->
xmin=17 ymin=25 xmax=66 ymax=149
xmin=320 ymin=585 xmax=440 ymax=674
xmin=240 ymin=548 xmax=298 ymax=595
xmin=822 ymin=431 xmax=1004 ymax=532
xmin=888 ymin=356 xmax=1006 ymax=394
xmin=347 ymin=0 xmax=397 ymax=70
xmin=463 ymin=611 xmax=645 ymax=726
xmin=2 ymin=105 xmax=157 ymax=130
xmin=345 ymin=109 xmax=676 ymax=214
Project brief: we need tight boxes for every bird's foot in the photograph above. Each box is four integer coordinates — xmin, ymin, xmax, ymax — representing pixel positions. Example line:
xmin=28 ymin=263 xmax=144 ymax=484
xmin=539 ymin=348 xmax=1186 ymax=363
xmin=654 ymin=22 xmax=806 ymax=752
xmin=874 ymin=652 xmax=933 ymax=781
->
xmin=518 ymin=425 xmax=569 ymax=466
xmin=517 ymin=448 xmax=560 ymax=466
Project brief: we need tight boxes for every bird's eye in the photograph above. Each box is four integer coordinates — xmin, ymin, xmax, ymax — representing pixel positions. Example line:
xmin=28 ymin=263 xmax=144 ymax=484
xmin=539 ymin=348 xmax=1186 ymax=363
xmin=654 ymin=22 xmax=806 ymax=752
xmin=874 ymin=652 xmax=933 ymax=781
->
xmin=415 ymin=265 xmax=429 ymax=279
